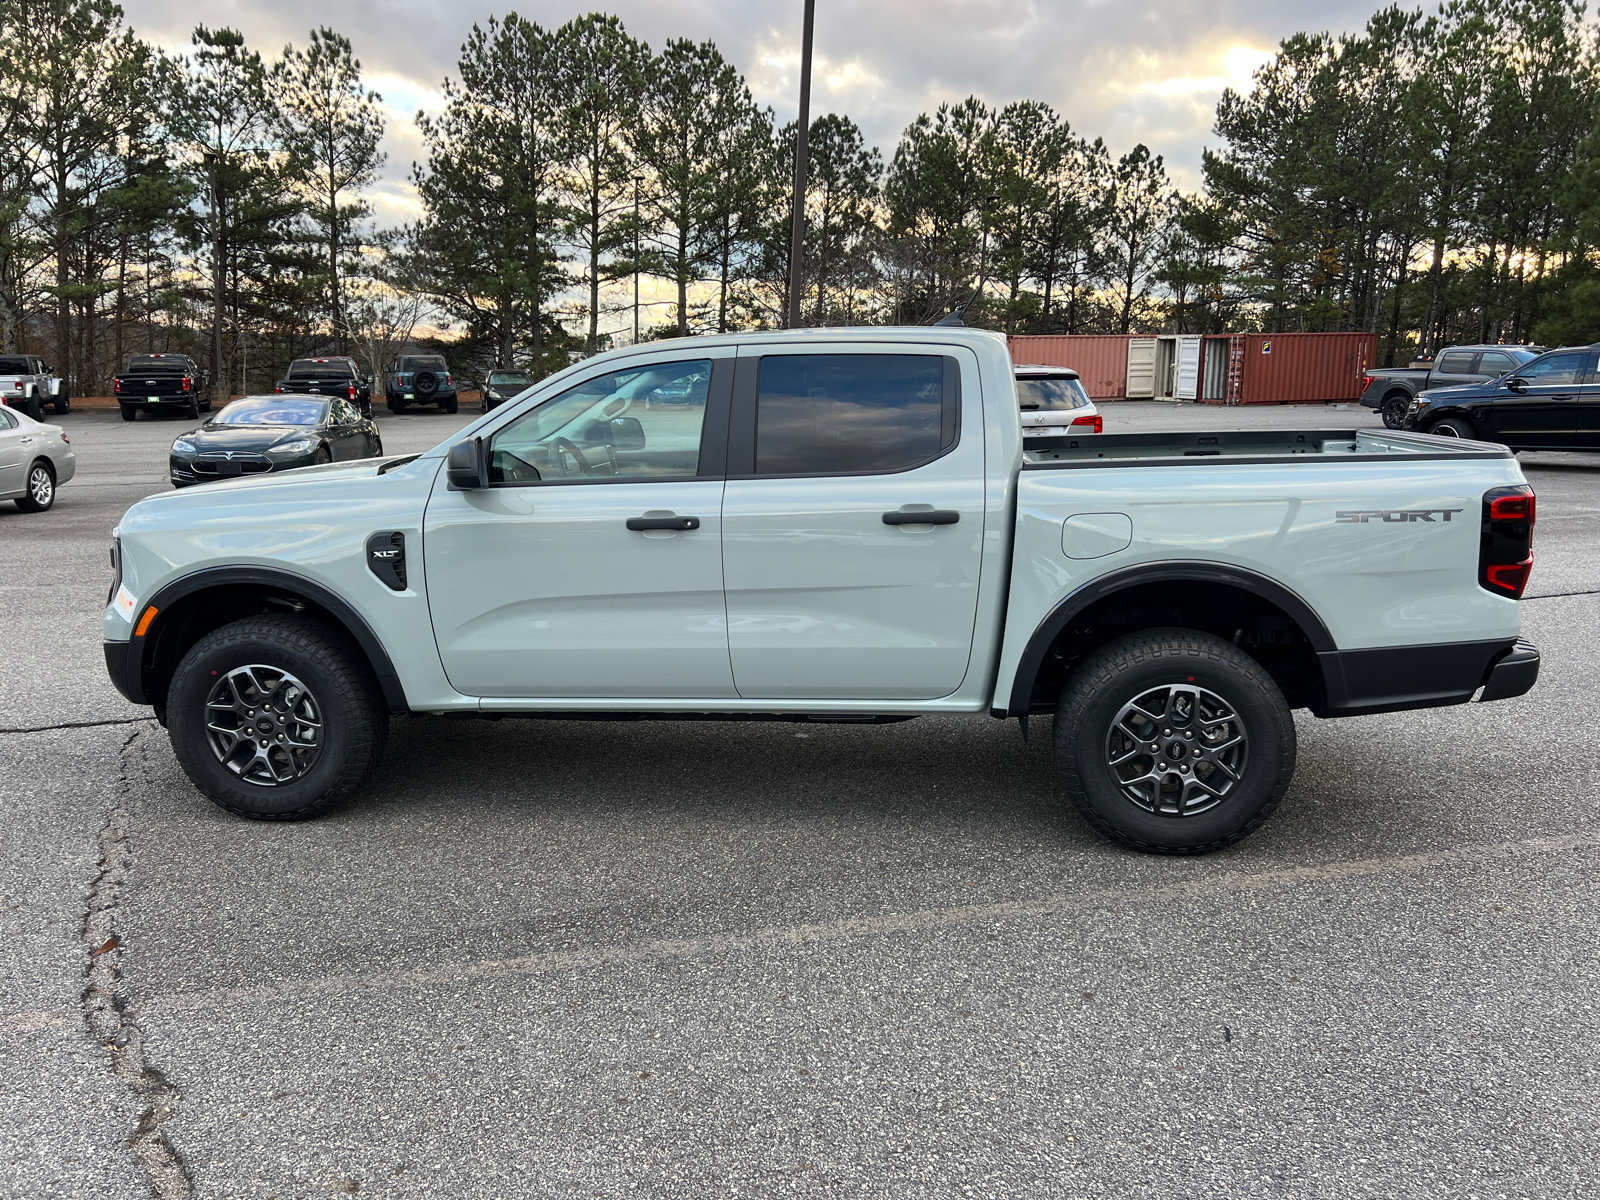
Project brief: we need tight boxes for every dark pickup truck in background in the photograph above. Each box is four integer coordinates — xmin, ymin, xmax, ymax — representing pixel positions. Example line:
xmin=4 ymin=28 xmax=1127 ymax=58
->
xmin=1361 ymin=344 xmax=1542 ymax=428
xmin=115 ymin=354 xmax=211 ymax=421
xmin=275 ymin=356 xmax=373 ymax=418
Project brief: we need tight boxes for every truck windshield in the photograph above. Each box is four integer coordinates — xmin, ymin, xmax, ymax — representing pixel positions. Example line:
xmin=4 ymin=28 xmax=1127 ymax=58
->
xmin=287 ymin=359 xmax=354 ymax=377
xmin=0 ymin=357 xmax=28 ymax=374
xmin=213 ymin=398 xmax=326 ymax=426
xmin=126 ymin=356 xmax=187 ymax=374
xmin=1015 ymin=376 xmax=1090 ymax=411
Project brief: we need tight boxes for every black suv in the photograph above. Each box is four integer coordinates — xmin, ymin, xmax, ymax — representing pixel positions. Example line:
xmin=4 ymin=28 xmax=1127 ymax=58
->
xmin=385 ymin=355 xmax=457 ymax=414
xmin=1403 ymin=342 xmax=1600 ymax=451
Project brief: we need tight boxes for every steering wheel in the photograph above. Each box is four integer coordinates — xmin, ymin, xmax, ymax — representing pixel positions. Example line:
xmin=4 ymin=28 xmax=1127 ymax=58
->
xmin=550 ymin=436 xmax=594 ymax=479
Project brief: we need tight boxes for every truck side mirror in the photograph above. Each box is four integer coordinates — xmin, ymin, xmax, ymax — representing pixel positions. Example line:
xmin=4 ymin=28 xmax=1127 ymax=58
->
xmin=1505 ymin=376 xmax=1528 ymax=393
xmin=446 ymin=437 xmax=488 ymax=490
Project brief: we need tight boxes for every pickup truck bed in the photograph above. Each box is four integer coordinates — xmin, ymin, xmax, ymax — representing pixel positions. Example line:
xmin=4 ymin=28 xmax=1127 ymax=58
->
xmin=102 ymin=327 xmax=1539 ymax=852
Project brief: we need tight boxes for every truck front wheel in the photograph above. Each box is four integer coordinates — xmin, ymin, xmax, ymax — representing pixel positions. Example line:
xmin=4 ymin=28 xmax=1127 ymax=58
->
xmin=1053 ymin=628 xmax=1296 ymax=854
xmin=167 ymin=615 xmax=388 ymax=821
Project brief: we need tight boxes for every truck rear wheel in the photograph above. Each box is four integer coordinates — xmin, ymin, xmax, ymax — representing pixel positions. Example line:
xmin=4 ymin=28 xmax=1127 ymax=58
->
xmin=1053 ymin=628 xmax=1296 ymax=854
xmin=120 ymin=404 xmax=137 ymax=421
xmin=167 ymin=615 xmax=388 ymax=821
xmin=1380 ymin=393 xmax=1409 ymax=429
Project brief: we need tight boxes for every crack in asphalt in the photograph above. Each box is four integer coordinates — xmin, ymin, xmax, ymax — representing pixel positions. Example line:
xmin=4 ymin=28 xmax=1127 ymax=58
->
xmin=0 ymin=716 xmax=154 ymax=735
xmin=80 ymin=729 xmax=192 ymax=1200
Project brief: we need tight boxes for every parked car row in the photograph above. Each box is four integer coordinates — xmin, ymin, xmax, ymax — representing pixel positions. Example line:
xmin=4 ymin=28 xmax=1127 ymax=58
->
xmin=1399 ymin=341 xmax=1600 ymax=450
xmin=1361 ymin=344 xmax=1543 ymax=428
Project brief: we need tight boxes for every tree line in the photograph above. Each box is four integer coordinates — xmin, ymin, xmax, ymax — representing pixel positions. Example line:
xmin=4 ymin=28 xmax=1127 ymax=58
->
xmin=5 ymin=0 xmax=1600 ymax=396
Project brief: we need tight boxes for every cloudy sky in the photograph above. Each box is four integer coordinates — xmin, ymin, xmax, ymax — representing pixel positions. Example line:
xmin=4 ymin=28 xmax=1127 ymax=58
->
xmin=124 ymin=0 xmax=1386 ymax=226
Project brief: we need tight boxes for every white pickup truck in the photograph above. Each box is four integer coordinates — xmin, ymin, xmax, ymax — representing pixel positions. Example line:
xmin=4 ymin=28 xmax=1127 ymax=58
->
xmin=103 ymin=328 xmax=1540 ymax=853
xmin=0 ymin=353 xmax=67 ymax=420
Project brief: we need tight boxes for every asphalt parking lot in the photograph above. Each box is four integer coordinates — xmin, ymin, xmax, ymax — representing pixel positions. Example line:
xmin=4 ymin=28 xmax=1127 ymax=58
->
xmin=2 ymin=399 xmax=1596 ymax=1199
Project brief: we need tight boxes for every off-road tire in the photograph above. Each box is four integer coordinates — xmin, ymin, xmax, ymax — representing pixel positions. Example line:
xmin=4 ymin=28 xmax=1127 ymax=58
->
xmin=184 ymin=398 xmax=199 ymax=419
xmin=52 ymin=391 xmax=69 ymax=415
xmin=14 ymin=460 xmax=55 ymax=512
xmin=1380 ymin=393 xmax=1408 ymax=429
xmin=442 ymin=395 xmax=457 ymax=414
xmin=23 ymin=394 xmax=42 ymax=421
xmin=120 ymin=404 xmax=137 ymax=421
xmin=388 ymin=396 xmax=407 ymax=415
xmin=167 ymin=615 xmax=388 ymax=820
xmin=1054 ymin=627 xmax=1296 ymax=855
xmin=1427 ymin=416 xmax=1477 ymax=439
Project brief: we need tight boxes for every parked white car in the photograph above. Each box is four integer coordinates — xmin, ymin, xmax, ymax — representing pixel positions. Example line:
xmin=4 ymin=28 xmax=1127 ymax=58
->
xmin=1014 ymin=364 xmax=1101 ymax=437
xmin=0 ymin=353 xmax=67 ymax=420
xmin=0 ymin=404 xmax=74 ymax=512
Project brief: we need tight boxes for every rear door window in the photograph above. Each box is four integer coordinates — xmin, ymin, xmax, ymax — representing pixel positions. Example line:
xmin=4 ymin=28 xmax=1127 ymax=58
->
xmin=754 ymin=354 xmax=956 ymax=475
xmin=1477 ymin=351 xmax=1517 ymax=376
xmin=1435 ymin=351 xmax=1476 ymax=374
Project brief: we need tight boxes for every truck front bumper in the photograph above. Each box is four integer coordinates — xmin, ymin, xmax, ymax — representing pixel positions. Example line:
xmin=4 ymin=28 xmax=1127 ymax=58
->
xmin=104 ymin=639 xmax=147 ymax=705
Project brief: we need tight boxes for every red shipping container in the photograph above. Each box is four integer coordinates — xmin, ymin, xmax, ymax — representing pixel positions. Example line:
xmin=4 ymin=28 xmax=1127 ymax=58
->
xmin=1007 ymin=335 xmax=1131 ymax=400
xmin=1229 ymin=332 xmax=1375 ymax=405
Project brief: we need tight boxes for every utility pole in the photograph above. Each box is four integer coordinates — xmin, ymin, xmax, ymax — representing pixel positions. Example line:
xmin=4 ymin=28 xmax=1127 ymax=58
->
xmin=785 ymin=0 xmax=815 ymax=330
xmin=207 ymin=151 xmax=223 ymax=400
xmin=633 ymin=174 xmax=643 ymax=344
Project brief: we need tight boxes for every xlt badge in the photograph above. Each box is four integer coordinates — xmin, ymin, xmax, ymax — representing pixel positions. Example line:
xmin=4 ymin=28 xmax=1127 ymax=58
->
xmin=1336 ymin=509 xmax=1463 ymax=523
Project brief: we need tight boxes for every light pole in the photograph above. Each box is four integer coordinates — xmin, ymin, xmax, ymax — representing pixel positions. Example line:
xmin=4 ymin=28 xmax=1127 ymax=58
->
xmin=785 ymin=0 xmax=815 ymax=330
xmin=633 ymin=174 xmax=643 ymax=345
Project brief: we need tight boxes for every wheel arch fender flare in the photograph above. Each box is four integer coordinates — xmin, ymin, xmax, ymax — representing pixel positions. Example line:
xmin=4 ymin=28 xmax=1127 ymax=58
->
xmin=1003 ymin=560 xmax=1337 ymax=717
xmin=136 ymin=565 xmax=409 ymax=713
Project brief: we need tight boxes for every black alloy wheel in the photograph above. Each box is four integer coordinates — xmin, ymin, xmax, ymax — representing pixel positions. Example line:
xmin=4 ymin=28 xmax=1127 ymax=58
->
xmin=167 ymin=614 xmax=387 ymax=820
xmin=1380 ymin=394 xmax=1409 ymax=429
xmin=1054 ymin=628 xmax=1296 ymax=854
xmin=1428 ymin=416 xmax=1477 ymax=439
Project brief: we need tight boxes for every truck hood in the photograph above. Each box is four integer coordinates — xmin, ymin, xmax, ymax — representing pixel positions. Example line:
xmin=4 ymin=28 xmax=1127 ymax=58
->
xmin=129 ymin=454 xmax=427 ymax=515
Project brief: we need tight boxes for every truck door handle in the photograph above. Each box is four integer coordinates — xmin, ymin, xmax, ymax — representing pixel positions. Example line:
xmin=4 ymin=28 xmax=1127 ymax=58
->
xmin=882 ymin=510 xmax=960 ymax=526
xmin=627 ymin=515 xmax=700 ymax=531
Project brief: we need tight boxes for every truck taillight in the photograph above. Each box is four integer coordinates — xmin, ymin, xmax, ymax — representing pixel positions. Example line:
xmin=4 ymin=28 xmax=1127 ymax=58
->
xmin=445 ymin=375 xmax=452 ymax=386
xmin=182 ymin=376 xmax=191 ymax=391
xmin=275 ymin=385 xmax=284 ymax=393
xmin=1362 ymin=375 xmax=1375 ymax=390
xmin=114 ymin=378 xmax=121 ymax=393
xmin=348 ymin=384 xmax=357 ymax=400
xmin=1480 ymin=485 xmax=1535 ymax=599
xmin=1071 ymin=413 xmax=1103 ymax=434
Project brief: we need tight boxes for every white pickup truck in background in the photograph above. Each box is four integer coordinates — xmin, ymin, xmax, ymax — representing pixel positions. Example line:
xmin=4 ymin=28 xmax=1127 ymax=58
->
xmin=0 ymin=353 xmax=66 ymax=420
xmin=104 ymin=327 xmax=1540 ymax=853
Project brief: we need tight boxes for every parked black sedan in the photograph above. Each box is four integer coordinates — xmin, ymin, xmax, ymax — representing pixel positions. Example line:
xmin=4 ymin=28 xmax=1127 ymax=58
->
xmin=1402 ymin=342 xmax=1600 ymax=451
xmin=169 ymin=396 xmax=383 ymax=488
